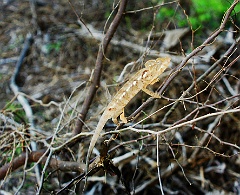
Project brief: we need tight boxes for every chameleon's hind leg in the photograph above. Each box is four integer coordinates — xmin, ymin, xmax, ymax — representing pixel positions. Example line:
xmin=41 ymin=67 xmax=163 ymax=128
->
xmin=120 ymin=109 xmax=127 ymax=123
xmin=112 ymin=117 xmax=118 ymax=125
xmin=142 ymin=87 xmax=161 ymax=98
xmin=108 ymin=110 xmax=126 ymax=145
xmin=112 ymin=109 xmax=127 ymax=124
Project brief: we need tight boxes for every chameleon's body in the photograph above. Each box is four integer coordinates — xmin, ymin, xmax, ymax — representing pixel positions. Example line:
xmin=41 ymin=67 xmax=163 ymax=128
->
xmin=86 ymin=57 xmax=171 ymax=172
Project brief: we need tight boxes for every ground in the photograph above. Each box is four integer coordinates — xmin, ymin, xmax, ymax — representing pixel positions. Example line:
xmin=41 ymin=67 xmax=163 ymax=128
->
xmin=0 ymin=1 xmax=239 ymax=194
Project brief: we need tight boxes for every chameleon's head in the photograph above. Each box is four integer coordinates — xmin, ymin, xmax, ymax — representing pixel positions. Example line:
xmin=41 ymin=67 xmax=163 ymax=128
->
xmin=145 ymin=57 xmax=171 ymax=72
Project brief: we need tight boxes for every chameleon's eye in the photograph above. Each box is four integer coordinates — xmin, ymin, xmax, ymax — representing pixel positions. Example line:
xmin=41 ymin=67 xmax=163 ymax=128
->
xmin=145 ymin=60 xmax=155 ymax=68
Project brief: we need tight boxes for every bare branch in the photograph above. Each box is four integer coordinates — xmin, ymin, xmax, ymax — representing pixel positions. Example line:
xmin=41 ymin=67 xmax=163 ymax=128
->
xmin=73 ymin=0 xmax=128 ymax=135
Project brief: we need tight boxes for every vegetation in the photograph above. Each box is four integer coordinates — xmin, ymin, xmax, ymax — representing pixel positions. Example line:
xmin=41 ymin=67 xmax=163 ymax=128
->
xmin=0 ymin=0 xmax=239 ymax=194
xmin=157 ymin=0 xmax=240 ymax=30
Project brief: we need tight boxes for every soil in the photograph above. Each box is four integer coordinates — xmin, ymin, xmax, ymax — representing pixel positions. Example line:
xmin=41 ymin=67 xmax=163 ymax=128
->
xmin=0 ymin=1 xmax=239 ymax=194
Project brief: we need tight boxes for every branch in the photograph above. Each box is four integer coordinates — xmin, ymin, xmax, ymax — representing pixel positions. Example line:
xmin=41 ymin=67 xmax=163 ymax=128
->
xmin=73 ymin=0 xmax=128 ymax=135
xmin=0 ymin=149 xmax=86 ymax=180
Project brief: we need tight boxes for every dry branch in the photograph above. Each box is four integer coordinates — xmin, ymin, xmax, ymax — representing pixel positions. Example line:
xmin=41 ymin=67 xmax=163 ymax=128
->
xmin=0 ymin=149 xmax=85 ymax=180
xmin=73 ymin=0 xmax=128 ymax=135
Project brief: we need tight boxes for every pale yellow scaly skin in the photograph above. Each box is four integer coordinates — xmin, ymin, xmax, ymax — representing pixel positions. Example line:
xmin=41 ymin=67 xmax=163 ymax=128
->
xmin=85 ymin=57 xmax=171 ymax=173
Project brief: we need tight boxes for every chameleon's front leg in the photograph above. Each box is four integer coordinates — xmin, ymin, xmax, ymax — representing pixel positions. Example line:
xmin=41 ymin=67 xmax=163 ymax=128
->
xmin=142 ymin=87 xmax=161 ymax=98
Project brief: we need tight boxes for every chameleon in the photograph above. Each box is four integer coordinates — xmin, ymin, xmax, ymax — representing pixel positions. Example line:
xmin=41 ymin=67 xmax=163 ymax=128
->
xmin=85 ymin=57 xmax=171 ymax=173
